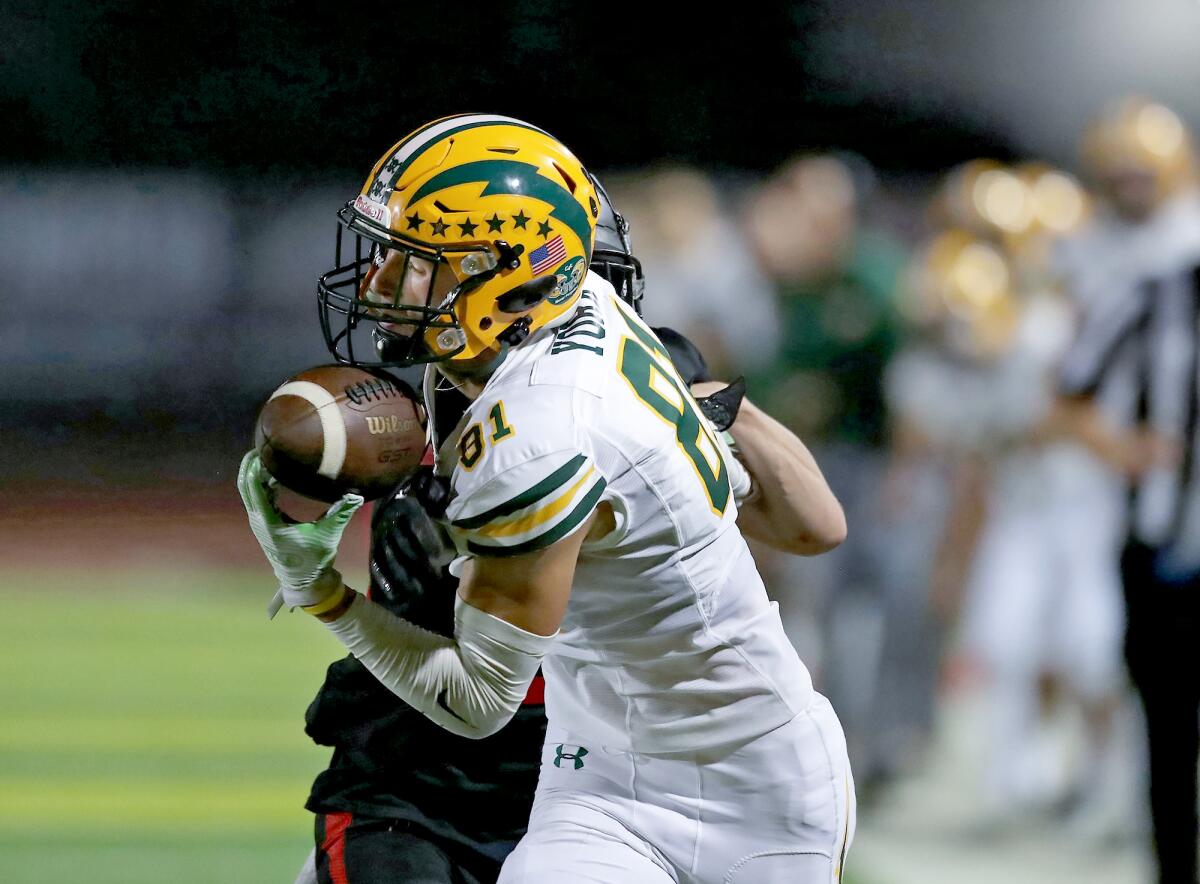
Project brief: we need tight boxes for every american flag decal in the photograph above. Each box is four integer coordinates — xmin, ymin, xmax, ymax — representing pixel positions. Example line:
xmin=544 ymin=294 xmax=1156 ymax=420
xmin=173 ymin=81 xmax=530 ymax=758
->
xmin=529 ymin=235 xmax=566 ymax=275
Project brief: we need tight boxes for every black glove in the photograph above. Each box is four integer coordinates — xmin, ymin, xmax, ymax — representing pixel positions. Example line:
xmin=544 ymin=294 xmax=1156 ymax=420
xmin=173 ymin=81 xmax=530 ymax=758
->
xmin=695 ymin=377 xmax=747 ymax=432
xmin=401 ymin=464 xmax=451 ymax=520
xmin=368 ymin=486 xmax=457 ymax=628
xmin=651 ymin=326 xmax=745 ymax=431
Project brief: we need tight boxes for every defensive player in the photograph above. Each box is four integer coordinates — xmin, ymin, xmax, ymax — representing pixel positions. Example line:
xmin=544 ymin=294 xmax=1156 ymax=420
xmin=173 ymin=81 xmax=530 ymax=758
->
xmin=240 ymin=114 xmax=853 ymax=883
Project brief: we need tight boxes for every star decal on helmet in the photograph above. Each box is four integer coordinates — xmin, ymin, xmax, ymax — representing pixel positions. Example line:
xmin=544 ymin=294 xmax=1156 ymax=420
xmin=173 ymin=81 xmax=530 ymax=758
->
xmin=458 ymin=218 xmax=478 ymax=236
xmin=430 ymin=217 xmax=450 ymax=237
xmin=537 ymin=219 xmax=553 ymax=239
xmin=410 ymin=160 xmax=592 ymax=253
xmin=486 ymin=213 xmax=505 ymax=233
xmin=406 ymin=211 xmax=424 ymax=231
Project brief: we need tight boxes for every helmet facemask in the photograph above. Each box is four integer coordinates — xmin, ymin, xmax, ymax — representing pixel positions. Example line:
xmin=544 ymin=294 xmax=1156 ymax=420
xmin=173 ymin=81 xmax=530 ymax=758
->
xmin=319 ymin=204 xmax=522 ymax=368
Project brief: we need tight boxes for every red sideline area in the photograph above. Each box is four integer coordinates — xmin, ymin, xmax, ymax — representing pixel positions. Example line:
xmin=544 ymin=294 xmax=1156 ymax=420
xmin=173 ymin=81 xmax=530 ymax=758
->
xmin=0 ymin=480 xmax=371 ymax=572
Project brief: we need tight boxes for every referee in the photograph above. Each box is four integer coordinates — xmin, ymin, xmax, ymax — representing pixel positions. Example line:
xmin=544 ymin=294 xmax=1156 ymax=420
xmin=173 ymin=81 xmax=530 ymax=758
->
xmin=1057 ymin=259 xmax=1200 ymax=884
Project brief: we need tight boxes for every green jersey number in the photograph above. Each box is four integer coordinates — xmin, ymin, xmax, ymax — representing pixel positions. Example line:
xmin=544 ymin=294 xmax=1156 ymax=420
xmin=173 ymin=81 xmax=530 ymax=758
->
xmin=617 ymin=334 xmax=731 ymax=515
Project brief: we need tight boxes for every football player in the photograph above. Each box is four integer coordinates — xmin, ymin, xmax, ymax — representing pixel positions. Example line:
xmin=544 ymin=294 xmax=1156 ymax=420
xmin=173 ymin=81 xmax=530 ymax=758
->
xmin=291 ymin=176 xmax=712 ymax=884
xmin=241 ymin=115 xmax=853 ymax=883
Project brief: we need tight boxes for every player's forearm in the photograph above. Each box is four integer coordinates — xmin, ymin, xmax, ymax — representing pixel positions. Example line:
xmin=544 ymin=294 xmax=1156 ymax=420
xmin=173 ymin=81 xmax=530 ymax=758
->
xmin=731 ymin=399 xmax=847 ymax=555
xmin=1049 ymin=395 xmax=1162 ymax=475
xmin=1050 ymin=396 xmax=1123 ymax=462
xmin=319 ymin=588 xmax=551 ymax=739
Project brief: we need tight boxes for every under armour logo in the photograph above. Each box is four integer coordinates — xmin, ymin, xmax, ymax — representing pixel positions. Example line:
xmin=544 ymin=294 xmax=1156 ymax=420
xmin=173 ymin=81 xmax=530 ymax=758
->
xmin=553 ymin=744 xmax=588 ymax=770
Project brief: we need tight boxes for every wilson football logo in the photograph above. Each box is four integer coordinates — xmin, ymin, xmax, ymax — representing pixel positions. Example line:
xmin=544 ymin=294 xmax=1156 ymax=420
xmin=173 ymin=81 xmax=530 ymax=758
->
xmin=364 ymin=415 xmax=420 ymax=435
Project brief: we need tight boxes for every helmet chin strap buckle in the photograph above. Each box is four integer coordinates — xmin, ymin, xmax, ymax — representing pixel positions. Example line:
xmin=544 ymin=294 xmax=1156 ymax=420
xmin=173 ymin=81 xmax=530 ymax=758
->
xmin=494 ymin=240 xmax=524 ymax=271
xmin=372 ymin=326 xmax=397 ymax=355
xmin=498 ymin=316 xmax=533 ymax=347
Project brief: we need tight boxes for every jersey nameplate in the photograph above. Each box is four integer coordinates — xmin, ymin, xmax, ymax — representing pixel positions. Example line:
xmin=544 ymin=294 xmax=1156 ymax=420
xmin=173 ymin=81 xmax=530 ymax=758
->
xmin=550 ymin=288 xmax=605 ymax=356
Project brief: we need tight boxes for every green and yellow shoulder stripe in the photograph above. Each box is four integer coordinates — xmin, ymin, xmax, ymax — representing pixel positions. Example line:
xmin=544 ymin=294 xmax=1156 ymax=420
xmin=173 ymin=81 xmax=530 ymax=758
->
xmin=446 ymin=451 xmax=607 ymax=557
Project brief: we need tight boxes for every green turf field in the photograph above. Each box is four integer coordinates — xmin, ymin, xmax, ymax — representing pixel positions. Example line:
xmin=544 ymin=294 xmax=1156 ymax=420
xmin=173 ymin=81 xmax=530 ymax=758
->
xmin=0 ymin=569 xmax=347 ymax=884
xmin=0 ymin=568 xmax=872 ymax=884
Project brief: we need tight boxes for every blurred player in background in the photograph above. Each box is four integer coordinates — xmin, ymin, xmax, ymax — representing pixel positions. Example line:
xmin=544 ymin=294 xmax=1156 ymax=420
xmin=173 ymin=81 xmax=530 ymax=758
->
xmin=893 ymin=159 xmax=1135 ymax=835
xmin=609 ymin=166 xmax=782 ymax=379
xmin=744 ymin=153 xmax=909 ymax=796
xmin=1043 ymin=102 xmax=1200 ymax=837
xmin=1060 ymin=96 xmax=1200 ymax=311
xmin=885 ymin=223 xmax=1024 ymax=801
xmin=1054 ymin=97 xmax=1200 ymax=884
xmin=243 ymin=115 xmax=854 ymax=883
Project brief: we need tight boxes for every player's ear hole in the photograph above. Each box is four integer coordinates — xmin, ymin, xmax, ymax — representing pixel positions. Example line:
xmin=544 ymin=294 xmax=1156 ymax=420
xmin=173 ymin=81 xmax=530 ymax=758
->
xmin=496 ymin=276 xmax=557 ymax=313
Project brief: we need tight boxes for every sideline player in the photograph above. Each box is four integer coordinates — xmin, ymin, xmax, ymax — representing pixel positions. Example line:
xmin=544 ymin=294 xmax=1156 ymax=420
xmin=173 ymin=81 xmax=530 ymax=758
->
xmin=241 ymin=115 xmax=854 ymax=883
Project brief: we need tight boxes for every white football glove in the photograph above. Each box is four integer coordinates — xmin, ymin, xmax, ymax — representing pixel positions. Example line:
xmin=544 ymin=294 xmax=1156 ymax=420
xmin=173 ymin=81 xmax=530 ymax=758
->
xmin=236 ymin=451 xmax=364 ymax=616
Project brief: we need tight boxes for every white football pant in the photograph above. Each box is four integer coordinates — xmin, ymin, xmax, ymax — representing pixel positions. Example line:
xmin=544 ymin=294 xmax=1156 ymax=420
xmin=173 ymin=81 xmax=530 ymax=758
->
xmin=499 ymin=693 xmax=855 ymax=883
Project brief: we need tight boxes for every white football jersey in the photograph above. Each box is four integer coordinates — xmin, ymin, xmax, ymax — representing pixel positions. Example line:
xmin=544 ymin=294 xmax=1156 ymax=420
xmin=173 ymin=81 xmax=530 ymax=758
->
xmin=437 ymin=272 xmax=814 ymax=753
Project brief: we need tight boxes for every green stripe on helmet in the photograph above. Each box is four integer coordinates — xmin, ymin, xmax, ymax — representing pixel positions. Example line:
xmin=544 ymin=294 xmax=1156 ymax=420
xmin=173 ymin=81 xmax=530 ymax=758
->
xmin=410 ymin=159 xmax=594 ymax=256
xmin=366 ymin=117 xmax=550 ymax=204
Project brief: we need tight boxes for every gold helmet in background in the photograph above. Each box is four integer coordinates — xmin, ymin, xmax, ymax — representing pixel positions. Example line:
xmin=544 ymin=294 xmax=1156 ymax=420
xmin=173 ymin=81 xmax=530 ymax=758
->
xmin=1080 ymin=96 xmax=1197 ymax=218
xmin=1014 ymin=162 xmax=1091 ymax=237
xmin=934 ymin=160 xmax=1035 ymax=242
xmin=933 ymin=159 xmax=1091 ymax=291
xmin=900 ymin=229 xmax=1020 ymax=361
xmin=1008 ymin=162 xmax=1091 ymax=289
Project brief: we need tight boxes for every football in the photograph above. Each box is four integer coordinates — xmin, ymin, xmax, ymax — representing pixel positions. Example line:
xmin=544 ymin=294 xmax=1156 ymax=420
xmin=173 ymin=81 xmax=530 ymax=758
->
xmin=254 ymin=365 xmax=426 ymax=502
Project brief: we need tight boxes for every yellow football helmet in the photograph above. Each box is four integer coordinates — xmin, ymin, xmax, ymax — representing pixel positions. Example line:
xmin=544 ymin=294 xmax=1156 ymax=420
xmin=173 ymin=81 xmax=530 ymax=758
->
xmin=1006 ymin=162 xmax=1091 ymax=290
xmin=319 ymin=114 xmax=599 ymax=371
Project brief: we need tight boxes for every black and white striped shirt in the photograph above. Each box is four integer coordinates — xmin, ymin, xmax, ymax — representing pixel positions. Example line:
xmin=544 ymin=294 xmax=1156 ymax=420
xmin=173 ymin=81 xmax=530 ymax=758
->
xmin=1059 ymin=264 xmax=1200 ymax=557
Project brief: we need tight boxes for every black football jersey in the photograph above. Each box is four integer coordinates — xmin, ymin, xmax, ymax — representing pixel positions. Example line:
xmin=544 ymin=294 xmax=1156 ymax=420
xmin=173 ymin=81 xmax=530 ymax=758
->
xmin=303 ymin=383 xmax=545 ymax=859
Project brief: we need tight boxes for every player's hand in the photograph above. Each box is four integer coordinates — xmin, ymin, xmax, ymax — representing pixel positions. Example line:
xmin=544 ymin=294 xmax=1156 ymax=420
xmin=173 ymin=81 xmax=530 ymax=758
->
xmin=236 ymin=451 xmax=364 ymax=611
xmin=691 ymin=378 xmax=747 ymax=432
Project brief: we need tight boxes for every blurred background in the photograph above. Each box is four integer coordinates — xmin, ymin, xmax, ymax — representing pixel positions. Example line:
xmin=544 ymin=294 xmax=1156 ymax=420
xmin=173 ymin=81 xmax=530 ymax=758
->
xmin=5 ymin=0 xmax=1200 ymax=881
